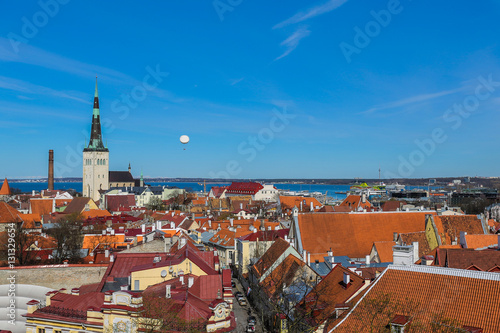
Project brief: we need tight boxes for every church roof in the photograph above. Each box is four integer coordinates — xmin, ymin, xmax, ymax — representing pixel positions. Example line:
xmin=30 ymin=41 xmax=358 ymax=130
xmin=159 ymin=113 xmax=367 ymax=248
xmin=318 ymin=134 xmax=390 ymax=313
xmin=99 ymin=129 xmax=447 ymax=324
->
xmin=0 ymin=178 xmax=11 ymax=195
xmin=84 ymin=78 xmax=108 ymax=152
xmin=109 ymin=171 xmax=134 ymax=183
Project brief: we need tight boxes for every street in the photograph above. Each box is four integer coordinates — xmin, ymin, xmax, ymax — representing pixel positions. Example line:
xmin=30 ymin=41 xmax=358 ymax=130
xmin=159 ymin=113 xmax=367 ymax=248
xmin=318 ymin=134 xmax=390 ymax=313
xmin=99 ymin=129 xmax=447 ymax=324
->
xmin=231 ymin=278 xmax=265 ymax=333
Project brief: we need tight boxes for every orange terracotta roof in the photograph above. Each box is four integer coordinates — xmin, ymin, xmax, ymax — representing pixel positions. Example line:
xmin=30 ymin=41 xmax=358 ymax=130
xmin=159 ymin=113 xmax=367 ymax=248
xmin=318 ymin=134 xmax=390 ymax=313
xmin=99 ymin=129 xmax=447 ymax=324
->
xmin=30 ymin=199 xmax=72 ymax=216
xmin=0 ymin=202 xmax=21 ymax=223
xmin=339 ymin=195 xmax=372 ymax=211
xmin=81 ymin=209 xmax=112 ymax=219
xmin=333 ymin=266 xmax=500 ymax=332
xmin=433 ymin=215 xmax=485 ymax=246
xmin=464 ymin=234 xmax=498 ymax=249
xmin=301 ymin=264 xmax=366 ymax=326
xmin=399 ymin=231 xmax=432 ymax=258
xmin=280 ymin=196 xmax=322 ymax=212
xmin=253 ymin=237 xmax=291 ymax=279
xmin=297 ymin=212 xmax=434 ymax=261
xmin=372 ymin=241 xmax=396 ymax=263
xmin=208 ymin=228 xmax=253 ymax=247
xmin=20 ymin=213 xmax=41 ymax=229
xmin=0 ymin=178 xmax=11 ymax=195
xmin=260 ymin=253 xmax=305 ymax=298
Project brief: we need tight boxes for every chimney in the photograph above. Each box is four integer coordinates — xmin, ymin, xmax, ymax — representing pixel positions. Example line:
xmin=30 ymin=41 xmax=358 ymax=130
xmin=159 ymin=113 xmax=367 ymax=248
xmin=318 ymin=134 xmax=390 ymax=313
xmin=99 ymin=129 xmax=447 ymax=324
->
xmin=170 ymin=222 xmax=175 ymax=229
xmin=307 ymin=252 xmax=311 ymax=266
xmin=361 ymin=193 xmax=366 ymax=203
xmin=365 ymin=255 xmax=370 ymax=265
xmin=260 ymin=219 xmax=265 ymax=231
xmin=105 ymin=249 xmax=109 ymax=258
xmin=300 ymin=201 xmax=303 ymax=211
xmin=208 ymin=220 xmax=212 ymax=228
xmin=412 ymin=242 xmax=419 ymax=263
xmin=142 ymin=224 xmax=146 ymax=233
xmin=180 ymin=276 xmax=184 ymax=285
xmin=111 ymin=229 xmax=115 ymax=235
xmin=460 ymin=231 xmax=468 ymax=248
xmin=303 ymin=250 xmax=307 ymax=261
xmin=230 ymin=218 xmax=233 ymax=227
xmin=343 ymin=272 xmax=350 ymax=285
xmin=166 ymin=285 xmax=171 ymax=298
xmin=240 ymin=203 xmax=243 ymax=209
xmin=48 ymin=150 xmax=54 ymax=191
xmin=192 ymin=213 xmax=195 ymax=220
xmin=110 ymin=254 xmax=114 ymax=262
xmin=52 ymin=198 xmax=56 ymax=213
xmin=310 ymin=201 xmax=314 ymax=211
xmin=393 ymin=232 xmax=398 ymax=242
xmin=188 ymin=277 xmax=194 ymax=288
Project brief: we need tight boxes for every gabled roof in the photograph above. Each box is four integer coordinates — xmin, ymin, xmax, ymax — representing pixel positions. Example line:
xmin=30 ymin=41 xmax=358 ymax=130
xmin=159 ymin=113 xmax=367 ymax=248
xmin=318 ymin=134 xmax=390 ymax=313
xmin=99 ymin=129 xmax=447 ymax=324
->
xmin=332 ymin=265 xmax=500 ymax=332
xmin=209 ymin=186 xmax=227 ymax=198
xmin=339 ymin=195 xmax=372 ymax=211
xmin=0 ymin=178 xmax=11 ymax=195
xmin=260 ymin=253 xmax=306 ymax=298
xmin=433 ymin=215 xmax=485 ymax=245
xmin=30 ymin=198 xmax=72 ymax=215
xmin=252 ymin=237 xmax=291 ymax=279
xmin=372 ymin=241 xmax=396 ymax=263
xmin=399 ymin=231 xmax=432 ymax=258
xmin=296 ymin=212 xmax=433 ymax=261
xmin=280 ymin=196 xmax=322 ymax=212
xmin=63 ymin=197 xmax=94 ymax=214
xmin=381 ymin=200 xmax=406 ymax=212
xmin=82 ymin=209 xmax=111 ymax=219
xmin=301 ymin=264 xmax=365 ymax=327
xmin=0 ymin=202 xmax=21 ymax=223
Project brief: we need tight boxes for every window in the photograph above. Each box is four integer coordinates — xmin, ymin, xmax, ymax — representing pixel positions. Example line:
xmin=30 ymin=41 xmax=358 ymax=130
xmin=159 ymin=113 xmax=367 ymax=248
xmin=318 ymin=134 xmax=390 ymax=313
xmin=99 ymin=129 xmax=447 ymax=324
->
xmin=38 ymin=328 xmax=45 ymax=333
xmin=134 ymin=280 xmax=140 ymax=290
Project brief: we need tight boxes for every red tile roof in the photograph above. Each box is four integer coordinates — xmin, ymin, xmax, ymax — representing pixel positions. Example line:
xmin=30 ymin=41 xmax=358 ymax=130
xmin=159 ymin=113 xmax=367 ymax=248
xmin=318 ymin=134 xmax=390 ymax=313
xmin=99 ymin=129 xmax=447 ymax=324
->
xmin=226 ymin=182 xmax=263 ymax=195
xmin=280 ymin=196 xmax=322 ymax=213
xmin=260 ymin=253 xmax=305 ymax=298
xmin=105 ymin=194 xmax=135 ymax=212
xmin=238 ymin=229 xmax=289 ymax=242
xmin=399 ymin=231 xmax=432 ymax=258
xmin=332 ymin=266 xmax=500 ymax=332
xmin=434 ymin=248 xmax=500 ymax=271
xmin=209 ymin=186 xmax=227 ymax=198
xmin=297 ymin=212 xmax=433 ymax=261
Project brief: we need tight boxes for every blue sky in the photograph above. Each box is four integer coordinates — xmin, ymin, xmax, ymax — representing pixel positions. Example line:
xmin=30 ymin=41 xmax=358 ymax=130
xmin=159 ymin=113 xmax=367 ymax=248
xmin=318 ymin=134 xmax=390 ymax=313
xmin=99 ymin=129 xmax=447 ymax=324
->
xmin=1 ymin=0 xmax=500 ymax=179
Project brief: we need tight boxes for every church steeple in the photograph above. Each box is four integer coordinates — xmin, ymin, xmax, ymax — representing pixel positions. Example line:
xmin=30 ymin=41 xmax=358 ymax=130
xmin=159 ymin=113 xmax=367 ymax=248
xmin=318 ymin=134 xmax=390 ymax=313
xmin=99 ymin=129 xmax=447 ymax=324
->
xmin=85 ymin=77 xmax=108 ymax=152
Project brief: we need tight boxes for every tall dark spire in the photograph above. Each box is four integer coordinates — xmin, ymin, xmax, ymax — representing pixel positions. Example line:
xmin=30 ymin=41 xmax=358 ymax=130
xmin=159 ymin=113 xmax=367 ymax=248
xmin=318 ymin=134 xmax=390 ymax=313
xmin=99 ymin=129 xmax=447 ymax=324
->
xmin=84 ymin=77 xmax=108 ymax=152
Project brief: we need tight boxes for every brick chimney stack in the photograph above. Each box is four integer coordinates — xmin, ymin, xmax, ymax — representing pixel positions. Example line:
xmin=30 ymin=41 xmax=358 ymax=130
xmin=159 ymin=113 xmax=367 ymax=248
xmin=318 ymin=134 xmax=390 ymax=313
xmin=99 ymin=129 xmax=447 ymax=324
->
xmin=48 ymin=150 xmax=54 ymax=191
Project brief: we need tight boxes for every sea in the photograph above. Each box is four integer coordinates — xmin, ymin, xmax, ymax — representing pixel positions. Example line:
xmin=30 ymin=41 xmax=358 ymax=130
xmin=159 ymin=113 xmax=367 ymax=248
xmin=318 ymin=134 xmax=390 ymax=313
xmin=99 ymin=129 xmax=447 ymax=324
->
xmin=8 ymin=182 xmax=437 ymax=201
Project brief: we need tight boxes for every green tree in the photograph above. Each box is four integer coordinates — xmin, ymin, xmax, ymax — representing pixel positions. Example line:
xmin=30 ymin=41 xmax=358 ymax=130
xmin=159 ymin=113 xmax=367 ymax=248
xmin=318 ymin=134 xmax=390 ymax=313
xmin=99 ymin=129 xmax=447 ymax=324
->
xmin=146 ymin=197 xmax=165 ymax=211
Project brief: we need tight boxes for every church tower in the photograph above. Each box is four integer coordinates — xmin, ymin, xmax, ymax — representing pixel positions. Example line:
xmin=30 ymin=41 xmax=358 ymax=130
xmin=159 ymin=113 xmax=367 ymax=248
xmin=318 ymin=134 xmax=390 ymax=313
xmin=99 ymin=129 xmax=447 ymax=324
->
xmin=83 ymin=78 xmax=109 ymax=201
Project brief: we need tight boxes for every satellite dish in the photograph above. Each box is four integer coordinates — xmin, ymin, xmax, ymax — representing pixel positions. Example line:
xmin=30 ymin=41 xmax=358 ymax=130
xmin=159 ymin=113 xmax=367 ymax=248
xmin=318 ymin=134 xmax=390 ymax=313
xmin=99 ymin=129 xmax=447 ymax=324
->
xmin=180 ymin=135 xmax=190 ymax=144
xmin=161 ymin=270 xmax=167 ymax=278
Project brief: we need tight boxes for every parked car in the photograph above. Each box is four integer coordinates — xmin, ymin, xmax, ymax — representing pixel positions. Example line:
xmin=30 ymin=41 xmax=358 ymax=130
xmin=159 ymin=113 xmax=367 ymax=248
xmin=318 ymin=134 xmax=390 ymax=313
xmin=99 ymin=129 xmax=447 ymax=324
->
xmin=235 ymin=291 xmax=243 ymax=298
xmin=247 ymin=322 xmax=256 ymax=332
xmin=238 ymin=297 xmax=247 ymax=306
xmin=231 ymin=280 xmax=236 ymax=288
xmin=247 ymin=315 xmax=256 ymax=324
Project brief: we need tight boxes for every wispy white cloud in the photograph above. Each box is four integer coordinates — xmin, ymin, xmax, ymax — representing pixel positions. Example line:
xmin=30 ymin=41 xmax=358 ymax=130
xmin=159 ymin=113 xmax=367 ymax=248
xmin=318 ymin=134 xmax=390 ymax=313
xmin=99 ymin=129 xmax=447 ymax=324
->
xmin=0 ymin=38 xmax=182 ymax=103
xmin=273 ymin=0 xmax=348 ymax=29
xmin=0 ymin=75 xmax=90 ymax=104
xmin=360 ymin=87 xmax=468 ymax=115
xmin=275 ymin=27 xmax=311 ymax=61
xmin=230 ymin=77 xmax=245 ymax=86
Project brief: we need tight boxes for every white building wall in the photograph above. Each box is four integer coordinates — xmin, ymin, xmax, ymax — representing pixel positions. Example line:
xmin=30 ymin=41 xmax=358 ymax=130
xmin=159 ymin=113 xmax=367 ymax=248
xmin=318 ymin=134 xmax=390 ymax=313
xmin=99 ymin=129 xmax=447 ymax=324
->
xmin=83 ymin=151 xmax=109 ymax=201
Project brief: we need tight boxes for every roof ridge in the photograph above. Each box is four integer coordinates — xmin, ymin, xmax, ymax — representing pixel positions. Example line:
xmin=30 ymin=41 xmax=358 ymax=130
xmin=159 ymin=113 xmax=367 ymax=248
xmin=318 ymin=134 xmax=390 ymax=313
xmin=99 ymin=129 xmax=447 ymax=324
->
xmin=388 ymin=264 xmax=500 ymax=281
